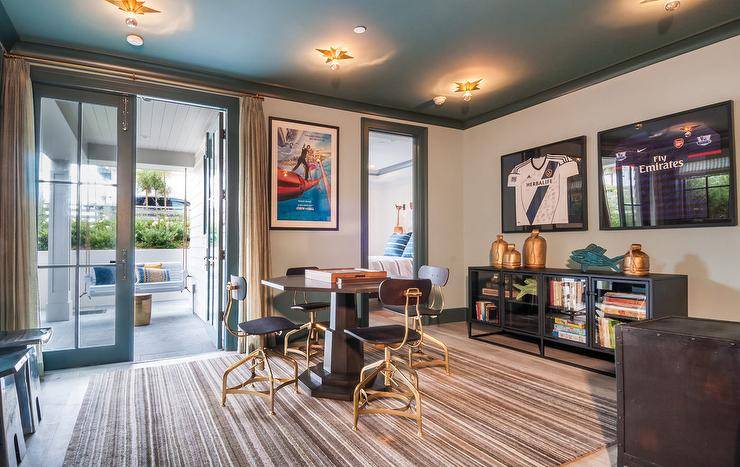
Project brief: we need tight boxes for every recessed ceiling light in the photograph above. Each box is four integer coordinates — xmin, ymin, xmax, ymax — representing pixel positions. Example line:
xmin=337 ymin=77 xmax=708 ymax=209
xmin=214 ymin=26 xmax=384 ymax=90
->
xmin=433 ymin=96 xmax=447 ymax=106
xmin=353 ymin=25 xmax=367 ymax=34
xmin=126 ymin=34 xmax=144 ymax=47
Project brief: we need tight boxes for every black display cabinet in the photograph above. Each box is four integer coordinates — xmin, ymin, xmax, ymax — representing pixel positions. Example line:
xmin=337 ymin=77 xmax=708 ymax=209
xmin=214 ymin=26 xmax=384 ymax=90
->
xmin=468 ymin=266 xmax=688 ymax=374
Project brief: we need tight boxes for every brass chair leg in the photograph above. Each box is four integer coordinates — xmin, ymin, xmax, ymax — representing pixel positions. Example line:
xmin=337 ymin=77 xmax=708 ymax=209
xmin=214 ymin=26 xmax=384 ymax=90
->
xmin=352 ymin=353 xmax=423 ymax=436
xmin=222 ymin=348 xmax=299 ymax=414
xmin=284 ymin=313 xmax=325 ymax=366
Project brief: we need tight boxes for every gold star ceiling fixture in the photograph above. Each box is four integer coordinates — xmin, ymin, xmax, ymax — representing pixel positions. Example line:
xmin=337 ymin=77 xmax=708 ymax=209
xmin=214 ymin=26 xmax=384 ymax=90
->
xmin=316 ymin=47 xmax=354 ymax=71
xmin=455 ymin=79 xmax=483 ymax=102
xmin=104 ymin=0 xmax=161 ymax=28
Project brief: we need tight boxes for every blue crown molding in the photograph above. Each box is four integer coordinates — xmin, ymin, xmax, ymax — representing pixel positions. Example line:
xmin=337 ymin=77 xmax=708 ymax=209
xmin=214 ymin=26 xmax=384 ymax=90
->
xmin=0 ymin=1 xmax=19 ymax=52
xmin=11 ymin=41 xmax=465 ymax=129
xmin=463 ymin=18 xmax=740 ymax=129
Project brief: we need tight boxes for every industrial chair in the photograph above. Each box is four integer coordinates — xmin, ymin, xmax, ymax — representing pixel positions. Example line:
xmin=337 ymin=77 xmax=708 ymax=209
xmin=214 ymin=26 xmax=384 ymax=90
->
xmin=283 ymin=267 xmax=329 ymax=366
xmin=344 ymin=278 xmax=432 ymax=437
xmin=407 ymin=265 xmax=451 ymax=375
xmin=221 ymin=275 xmax=299 ymax=415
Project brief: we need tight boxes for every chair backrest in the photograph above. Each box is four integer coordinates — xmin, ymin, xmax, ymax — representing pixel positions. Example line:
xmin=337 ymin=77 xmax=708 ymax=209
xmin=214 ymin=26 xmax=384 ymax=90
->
xmin=286 ymin=266 xmax=318 ymax=276
xmin=418 ymin=265 xmax=449 ymax=286
xmin=378 ymin=278 xmax=432 ymax=307
xmin=223 ymin=275 xmax=247 ymax=338
xmin=418 ymin=265 xmax=449 ymax=312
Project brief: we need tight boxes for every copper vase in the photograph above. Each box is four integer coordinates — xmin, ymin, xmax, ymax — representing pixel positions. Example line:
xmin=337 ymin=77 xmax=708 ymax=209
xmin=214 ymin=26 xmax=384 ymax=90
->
xmin=490 ymin=234 xmax=508 ymax=268
xmin=623 ymin=243 xmax=650 ymax=276
xmin=523 ymin=229 xmax=547 ymax=269
xmin=502 ymin=243 xmax=521 ymax=269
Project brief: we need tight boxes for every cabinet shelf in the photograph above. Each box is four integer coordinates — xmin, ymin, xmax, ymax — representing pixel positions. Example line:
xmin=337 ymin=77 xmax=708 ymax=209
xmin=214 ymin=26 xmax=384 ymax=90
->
xmin=468 ymin=266 xmax=688 ymax=375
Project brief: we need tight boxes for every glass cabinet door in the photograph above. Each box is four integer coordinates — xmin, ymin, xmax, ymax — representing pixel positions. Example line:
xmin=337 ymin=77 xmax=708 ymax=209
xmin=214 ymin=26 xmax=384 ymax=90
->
xmin=471 ymin=270 xmax=501 ymax=326
xmin=544 ymin=276 xmax=588 ymax=345
xmin=502 ymin=273 xmax=539 ymax=334
xmin=592 ymin=279 xmax=648 ymax=351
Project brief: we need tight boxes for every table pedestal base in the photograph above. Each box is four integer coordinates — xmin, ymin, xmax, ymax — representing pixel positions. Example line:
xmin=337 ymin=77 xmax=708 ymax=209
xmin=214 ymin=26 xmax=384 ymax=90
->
xmin=298 ymin=365 xmax=359 ymax=401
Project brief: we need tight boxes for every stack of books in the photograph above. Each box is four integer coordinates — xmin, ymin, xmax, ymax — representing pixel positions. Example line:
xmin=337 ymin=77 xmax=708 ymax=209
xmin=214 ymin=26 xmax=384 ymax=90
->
xmin=549 ymin=279 xmax=586 ymax=312
xmin=596 ymin=292 xmax=646 ymax=319
xmin=551 ymin=317 xmax=586 ymax=343
xmin=474 ymin=301 xmax=498 ymax=322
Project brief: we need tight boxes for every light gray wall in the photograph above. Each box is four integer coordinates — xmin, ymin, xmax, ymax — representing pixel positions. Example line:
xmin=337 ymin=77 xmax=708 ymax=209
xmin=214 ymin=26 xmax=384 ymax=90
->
xmin=463 ymin=35 xmax=740 ymax=322
xmin=262 ymin=97 xmax=466 ymax=308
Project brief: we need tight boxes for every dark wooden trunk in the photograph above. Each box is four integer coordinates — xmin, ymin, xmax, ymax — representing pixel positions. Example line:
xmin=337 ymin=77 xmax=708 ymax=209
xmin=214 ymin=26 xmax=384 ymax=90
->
xmin=616 ymin=317 xmax=740 ymax=467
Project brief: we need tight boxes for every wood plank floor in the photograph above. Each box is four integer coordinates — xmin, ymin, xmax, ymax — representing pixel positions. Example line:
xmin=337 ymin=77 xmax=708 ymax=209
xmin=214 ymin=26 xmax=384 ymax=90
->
xmin=25 ymin=311 xmax=617 ymax=466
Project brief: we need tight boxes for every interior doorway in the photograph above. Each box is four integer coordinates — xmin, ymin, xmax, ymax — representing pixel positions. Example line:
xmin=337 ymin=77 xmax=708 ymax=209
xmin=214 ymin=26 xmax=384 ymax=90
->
xmin=132 ymin=96 xmax=224 ymax=361
xmin=361 ymin=118 xmax=428 ymax=274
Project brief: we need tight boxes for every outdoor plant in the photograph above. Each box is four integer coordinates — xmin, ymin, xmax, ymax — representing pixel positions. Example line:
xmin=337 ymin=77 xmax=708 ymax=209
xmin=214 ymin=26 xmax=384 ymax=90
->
xmin=137 ymin=169 xmax=168 ymax=206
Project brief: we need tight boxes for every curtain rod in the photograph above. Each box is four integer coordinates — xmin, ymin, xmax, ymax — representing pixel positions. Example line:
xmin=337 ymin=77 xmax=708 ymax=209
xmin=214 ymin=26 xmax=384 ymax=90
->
xmin=3 ymin=52 xmax=263 ymax=100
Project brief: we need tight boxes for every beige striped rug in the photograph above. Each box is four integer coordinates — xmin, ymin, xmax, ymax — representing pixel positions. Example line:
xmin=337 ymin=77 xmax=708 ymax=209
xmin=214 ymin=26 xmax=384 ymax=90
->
xmin=64 ymin=347 xmax=616 ymax=466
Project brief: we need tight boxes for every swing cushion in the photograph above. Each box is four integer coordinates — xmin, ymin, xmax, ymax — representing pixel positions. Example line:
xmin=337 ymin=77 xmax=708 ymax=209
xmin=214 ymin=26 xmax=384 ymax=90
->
xmin=87 ymin=262 xmax=185 ymax=297
xmin=136 ymin=267 xmax=170 ymax=283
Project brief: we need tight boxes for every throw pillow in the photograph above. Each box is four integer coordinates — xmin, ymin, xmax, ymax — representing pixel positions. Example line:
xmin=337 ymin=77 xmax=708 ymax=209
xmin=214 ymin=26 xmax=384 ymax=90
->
xmin=92 ymin=266 xmax=116 ymax=285
xmin=401 ymin=233 xmax=415 ymax=258
xmin=384 ymin=232 xmax=412 ymax=257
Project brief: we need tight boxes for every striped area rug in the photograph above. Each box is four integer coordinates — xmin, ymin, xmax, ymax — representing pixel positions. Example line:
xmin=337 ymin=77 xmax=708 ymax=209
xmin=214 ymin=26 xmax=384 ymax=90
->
xmin=64 ymin=347 xmax=616 ymax=466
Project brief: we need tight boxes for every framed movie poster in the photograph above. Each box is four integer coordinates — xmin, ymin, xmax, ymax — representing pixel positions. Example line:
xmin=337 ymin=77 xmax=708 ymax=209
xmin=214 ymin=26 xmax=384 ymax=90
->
xmin=598 ymin=101 xmax=736 ymax=230
xmin=501 ymin=136 xmax=587 ymax=233
xmin=269 ymin=117 xmax=339 ymax=230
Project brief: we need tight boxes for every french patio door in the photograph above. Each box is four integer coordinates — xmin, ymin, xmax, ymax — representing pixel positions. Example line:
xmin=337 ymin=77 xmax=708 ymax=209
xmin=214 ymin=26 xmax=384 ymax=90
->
xmin=35 ymin=84 xmax=135 ymax=369
xmin=203 ymin=114 xmax=226 ymax=349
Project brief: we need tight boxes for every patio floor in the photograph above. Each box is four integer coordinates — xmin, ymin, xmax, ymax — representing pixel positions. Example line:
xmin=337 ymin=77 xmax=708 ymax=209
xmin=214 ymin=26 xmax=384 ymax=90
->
xmin=42 ymin=299 xmax=217 ymax=362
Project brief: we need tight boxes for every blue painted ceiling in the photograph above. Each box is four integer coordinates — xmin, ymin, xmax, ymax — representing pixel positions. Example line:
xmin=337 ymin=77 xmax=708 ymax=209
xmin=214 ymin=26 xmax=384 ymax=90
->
xmin=2 ymin=0 xmax=739 ymax=123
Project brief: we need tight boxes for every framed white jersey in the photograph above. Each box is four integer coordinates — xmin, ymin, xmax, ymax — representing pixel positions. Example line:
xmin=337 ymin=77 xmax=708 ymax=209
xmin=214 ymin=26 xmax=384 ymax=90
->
xmin=501 ymin=136 xmax=587 ymax=233
xmin=507 ymin=155 xmax=579 ymax=226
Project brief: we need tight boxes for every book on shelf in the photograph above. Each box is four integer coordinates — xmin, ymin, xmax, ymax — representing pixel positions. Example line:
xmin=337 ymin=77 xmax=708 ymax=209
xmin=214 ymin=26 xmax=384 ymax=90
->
xmin=481 ymin=287 xmax=499 ymax=297
xmin=552 ymin=329 xmax=587 ymax=344
xmin=548 ymin=278 xmax=586 ymax=312
xmin=596 ymin=317 xmax=620 ymax=349
xmin=596 ymin=291 xmax=647 ymax=319
xmin=474 ymin=301 xmax=498 ymax=322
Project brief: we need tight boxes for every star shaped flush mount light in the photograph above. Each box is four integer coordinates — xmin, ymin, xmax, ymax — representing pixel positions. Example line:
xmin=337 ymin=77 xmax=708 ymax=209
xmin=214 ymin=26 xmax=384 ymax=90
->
xmin=104 ymin=0 xmax=160 ymax=28
xmin=316 ymin=47 xmax=354 ymax=71
xmin=454 ymin=79 xmax=483 ymax=102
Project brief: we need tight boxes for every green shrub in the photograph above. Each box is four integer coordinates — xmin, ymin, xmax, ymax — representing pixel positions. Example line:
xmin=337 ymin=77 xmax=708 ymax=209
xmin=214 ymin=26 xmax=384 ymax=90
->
xmin=37 ymin=217 xmax=185 ymax=251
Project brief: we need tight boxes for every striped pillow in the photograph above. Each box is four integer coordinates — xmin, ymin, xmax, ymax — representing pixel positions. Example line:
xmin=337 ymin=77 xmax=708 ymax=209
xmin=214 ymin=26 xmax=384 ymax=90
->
xmin=136 ymin=267 xmax=170 ymax=283
xmin=401 ymin=233 xmax=414 ymax=258
xmin=384 ymin=232 xmax=412 ymax=257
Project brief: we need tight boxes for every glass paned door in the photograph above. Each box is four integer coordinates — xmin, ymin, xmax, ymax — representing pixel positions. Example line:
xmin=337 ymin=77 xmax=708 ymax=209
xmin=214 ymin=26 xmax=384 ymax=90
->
xmin=502 ymin=273 xmax=540 ymax=335
xmin=36 ymin=85 xmax=135 ymax=369
xmin=201 ymin=113 xmax=226 ymax=349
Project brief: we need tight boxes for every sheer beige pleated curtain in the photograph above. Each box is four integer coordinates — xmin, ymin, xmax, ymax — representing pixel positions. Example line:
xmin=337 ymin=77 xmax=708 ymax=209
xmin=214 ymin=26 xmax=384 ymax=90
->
xmin=238 ymin=96 xmax=272 ymax=353
xmin=0 ymin=56 xmax=39 ymax=333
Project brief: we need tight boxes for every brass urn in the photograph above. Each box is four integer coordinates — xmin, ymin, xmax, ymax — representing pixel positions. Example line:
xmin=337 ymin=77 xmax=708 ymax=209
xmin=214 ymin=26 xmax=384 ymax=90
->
xmin=623 ymin=243 xmax=650 ymax=276
xmin=490 ymin=234 xmax=508 ymax=268
xmin=502 ymin=243 xmax=522 ymax=269
xmin=523 ymin=229 xmax=547 ymax=269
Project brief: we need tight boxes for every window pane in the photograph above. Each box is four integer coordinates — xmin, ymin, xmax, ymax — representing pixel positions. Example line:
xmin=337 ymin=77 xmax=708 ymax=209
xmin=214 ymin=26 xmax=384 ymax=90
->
xmin=685 ymin=188 xmax=708 ymax=218
xmin=37 ymin=181 xmax=78 ymax=266
xmin=39 ymin=98 xmax=79 ymax=182
xmin=708 ymin=186 xmax=730 ymax=219
xmin=708 ymin=173 xmax=730 ymax=187
xmin=79 ymin=184 xmax=117 ymax=265
xmin=685 ymin=177 xmax=706 ymax=189
xmin=38 ymin=267 xmax=76 ymax=351
xmin=79 ymin=267 xmax=116 ymax=348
